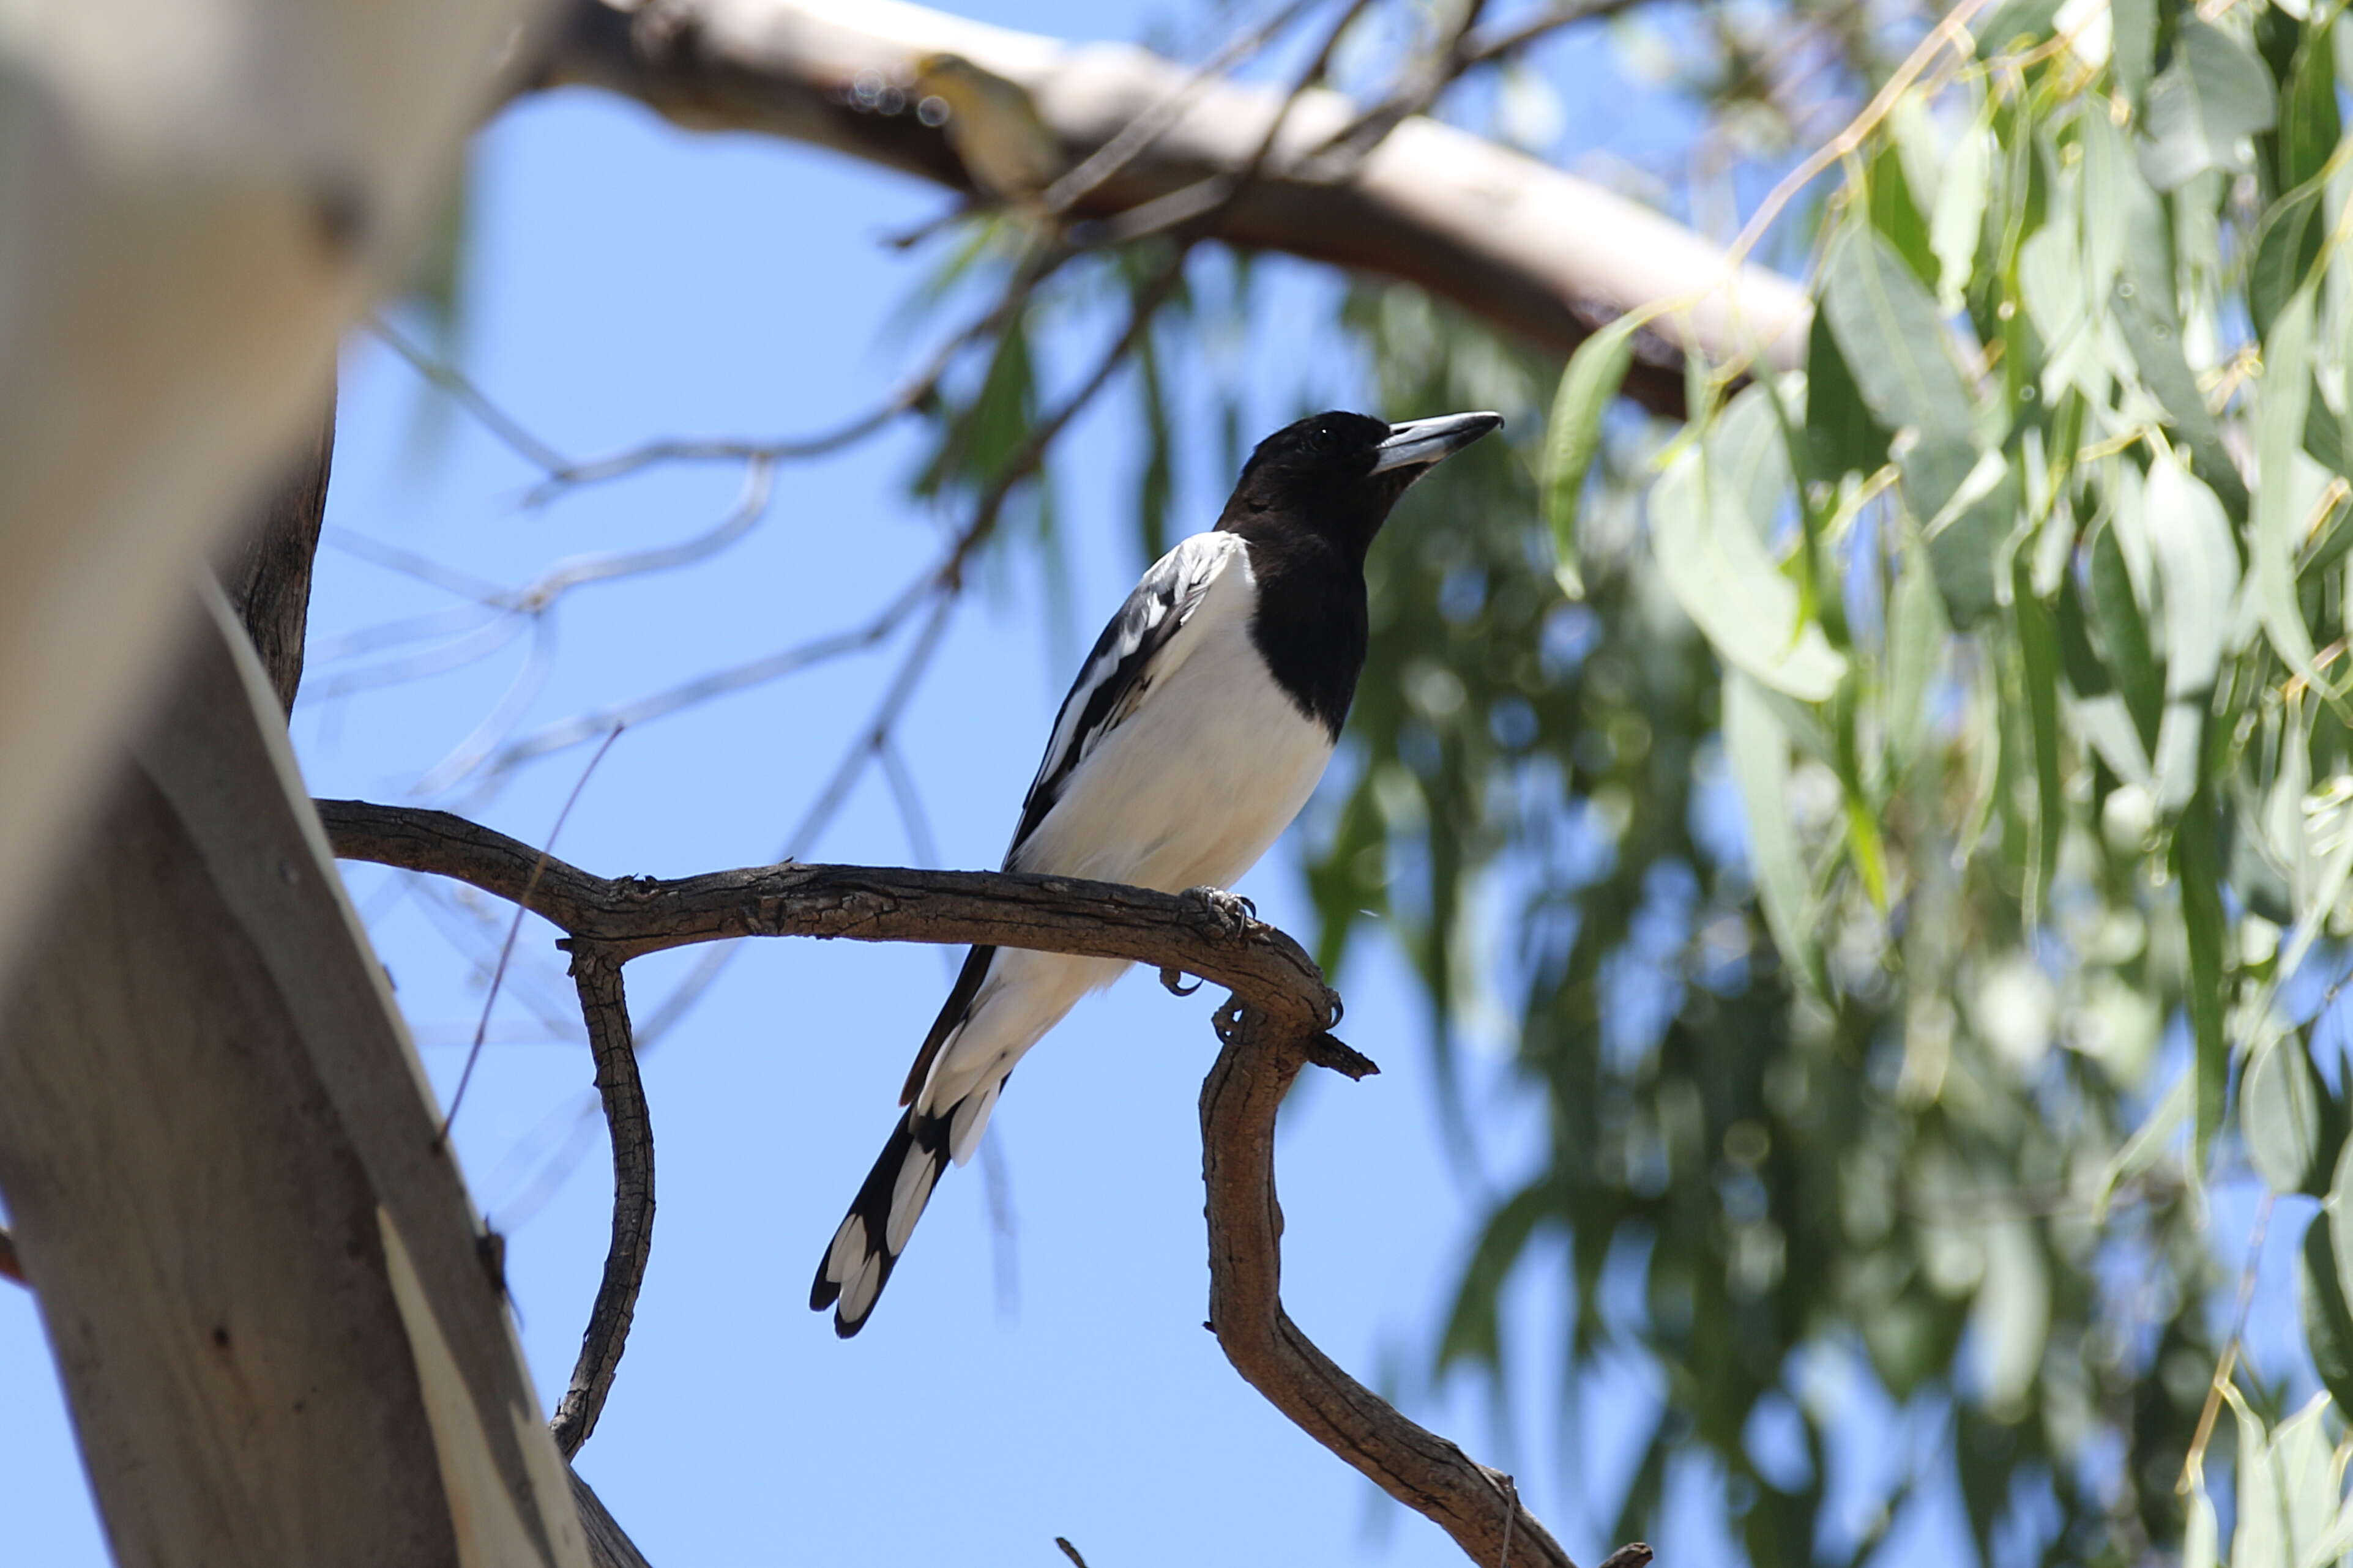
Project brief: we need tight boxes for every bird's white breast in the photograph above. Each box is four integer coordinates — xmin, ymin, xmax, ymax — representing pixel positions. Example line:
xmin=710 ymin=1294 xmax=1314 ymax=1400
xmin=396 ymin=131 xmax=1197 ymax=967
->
xmin=1007 ymin=543 xmax=1335 ymax=894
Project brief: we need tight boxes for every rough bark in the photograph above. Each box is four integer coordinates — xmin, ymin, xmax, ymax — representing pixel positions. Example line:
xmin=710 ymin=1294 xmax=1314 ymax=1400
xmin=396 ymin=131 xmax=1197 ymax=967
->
xmin=547 ymin=945 xmax=655 ymax=1462
xmin=531 ymin=0 xmax=1809 ymax=417
xmin=318 ymin=799 xmax=1340 ymax=1033
xmin=222 ymin=384 xmax=338 ymax=715
xmin=0 ymin=590 xmax=589 ymax=1568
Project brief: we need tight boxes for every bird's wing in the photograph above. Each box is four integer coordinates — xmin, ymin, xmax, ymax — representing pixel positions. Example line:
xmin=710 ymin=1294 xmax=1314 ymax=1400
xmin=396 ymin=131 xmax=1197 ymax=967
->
xmin=1005 ymin=529 xmax=1244 ymax=863
xmin=890 ymin=532 xmax=1242 ymax=1111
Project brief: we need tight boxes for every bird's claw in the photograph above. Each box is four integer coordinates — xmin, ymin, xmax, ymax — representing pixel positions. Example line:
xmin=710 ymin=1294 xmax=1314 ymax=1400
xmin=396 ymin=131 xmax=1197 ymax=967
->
xmin=1159 ymin=965 xmax=1203 ymax=997
xmin=1187 ymin=886 xmax=1256 ymax=937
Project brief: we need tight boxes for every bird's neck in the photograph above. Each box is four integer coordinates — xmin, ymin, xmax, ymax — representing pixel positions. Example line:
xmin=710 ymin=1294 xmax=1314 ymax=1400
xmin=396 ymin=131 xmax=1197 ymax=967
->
xmin=1233 ymin=530 xmax=1369 ymax=741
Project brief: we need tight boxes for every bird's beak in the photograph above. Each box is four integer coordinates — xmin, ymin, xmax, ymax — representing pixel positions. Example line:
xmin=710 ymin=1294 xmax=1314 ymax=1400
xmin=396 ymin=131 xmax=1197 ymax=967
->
xmin=1370 ymin=411 xmax=1505 ymax=474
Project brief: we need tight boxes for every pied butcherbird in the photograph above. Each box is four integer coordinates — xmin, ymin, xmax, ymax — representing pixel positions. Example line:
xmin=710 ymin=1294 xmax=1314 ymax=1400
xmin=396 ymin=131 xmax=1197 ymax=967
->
xmin=811 ymin=408 xmax=1504 ymax=1336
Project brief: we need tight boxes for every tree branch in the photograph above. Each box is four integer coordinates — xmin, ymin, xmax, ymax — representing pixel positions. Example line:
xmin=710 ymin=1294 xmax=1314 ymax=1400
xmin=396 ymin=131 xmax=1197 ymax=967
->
xmin=529 ymin=0 xmax=1810 ymax=418
xmin=220 ymin=380 xmax=337 ymax=716
xmin=318 ymin=796 xmax=1647 ymax=1568
xmin=316 ymin=799 xmax=1339 ymax=1034
xmin=548 ymin=944 xmax=655 ymax=1459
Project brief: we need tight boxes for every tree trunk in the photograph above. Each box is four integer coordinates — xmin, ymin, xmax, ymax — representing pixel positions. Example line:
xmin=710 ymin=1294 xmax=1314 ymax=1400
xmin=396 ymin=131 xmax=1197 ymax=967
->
xmin=0 ymin=589 xmax=590 ymax=1568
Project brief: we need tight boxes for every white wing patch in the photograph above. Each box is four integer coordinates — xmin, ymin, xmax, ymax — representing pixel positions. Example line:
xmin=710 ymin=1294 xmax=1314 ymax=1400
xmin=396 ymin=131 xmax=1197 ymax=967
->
xmin=1005 ymin=532 xmax=1245 ymax=863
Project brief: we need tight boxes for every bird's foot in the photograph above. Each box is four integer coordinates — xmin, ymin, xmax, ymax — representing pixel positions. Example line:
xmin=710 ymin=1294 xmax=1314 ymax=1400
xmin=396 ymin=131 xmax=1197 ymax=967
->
xmin=1159 ymin=966 xmax=1203 ymax=997
xmin=1185 ymin=886 xmax=1256 ymax=938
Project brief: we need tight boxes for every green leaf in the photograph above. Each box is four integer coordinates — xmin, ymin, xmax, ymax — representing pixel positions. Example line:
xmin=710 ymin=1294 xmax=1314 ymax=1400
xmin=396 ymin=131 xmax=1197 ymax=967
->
xmin=1922 ymin=449 xmax=2019 ymax=628
xmin=2183 ymin=1464 xmax=2221 ymax=1568
xmin=2278 ymin=15 xmax=2341 ymax=195
xmin=1803 ymin=308 xmax=1893 ymax=485
xmin=2111 ymin=275 xmax=2253 ymax=520
xmin=1436 ymin=1180 xmax=1554 ymax=1372
xmin=2078 ymin=109 xmax=2139 ymax=303
xmin=1887 ymin=538 xmax=1950 ymax=777
xmin=2300 ymin=1214 xmax=2353 ymax=1421
xmin=2270 ymin=1394 xmax=2335 ymax=1564
xmin=1866 ymin=142 xmax=1937 ymax=290
xmin=1540 ymin=314 xmax=1640 ymax=599
xmin=2094 ymin=1074 xmax=2187 ymax=1221
xmin=1724 ymin=672 xmax=1827 ymax=997
xmin=2253 ymin=286 xmax=2321 ymax=674
xmin=2088 ymin=521 xmax=2163 ymax=752
xmin=2242 ymin=1028 xmax=2324 ymax=1193
xmin=1930 ymin=118 xmax=1992 ymax=313
xmin=1651 ymin=445 xmax=1848 ymax=701
xmin=2224 ymin=1382 xmax=2288 ymax=1568
xmin=2145 ymin=458 xmax=2243 ymax=704
xmin=2012 ymin=559 xmax=2064 ymax=921
xmin=2304 ymin=379 xmax=2353 ymax=485
xmin=1818 ymin=226 xmax=1977 ymax=459
xmin=1975 ymin=0 xmax=2066 ymax=58
xmin=2249 ymin=183 xmax=2326 ymax=346
xmin=2110 ymin=0 xmax=2157 ymax=108
xmin=2176 ymin=787 xmax=2230 ymax=1165
xmin=2139 ymin=20 xmax=2281 ymax=192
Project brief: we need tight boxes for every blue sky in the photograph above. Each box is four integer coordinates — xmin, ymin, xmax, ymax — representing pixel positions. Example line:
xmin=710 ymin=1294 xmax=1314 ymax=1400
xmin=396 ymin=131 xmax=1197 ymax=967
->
xmin=0 ymin=4 xmax=1679 ymax=1564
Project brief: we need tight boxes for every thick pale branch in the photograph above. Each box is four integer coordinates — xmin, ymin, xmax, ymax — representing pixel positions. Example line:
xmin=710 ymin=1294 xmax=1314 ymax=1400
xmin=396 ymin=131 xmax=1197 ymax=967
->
xmin=531 ymin=0 xmax=1810 ymax=417
xmin=316 ymin=798 xmax=1339 ymax=1036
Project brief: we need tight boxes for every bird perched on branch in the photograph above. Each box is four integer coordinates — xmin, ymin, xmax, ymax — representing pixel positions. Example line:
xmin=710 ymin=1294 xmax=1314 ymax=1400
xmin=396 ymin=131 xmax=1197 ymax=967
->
xmin=811 ymin=407 xmax=1503 ymax=1336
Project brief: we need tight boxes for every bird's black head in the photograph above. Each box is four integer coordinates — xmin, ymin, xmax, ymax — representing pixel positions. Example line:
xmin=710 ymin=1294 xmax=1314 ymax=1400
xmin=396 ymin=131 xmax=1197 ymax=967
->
xmin=1218 ymin=409 xmax=1503 ymax=561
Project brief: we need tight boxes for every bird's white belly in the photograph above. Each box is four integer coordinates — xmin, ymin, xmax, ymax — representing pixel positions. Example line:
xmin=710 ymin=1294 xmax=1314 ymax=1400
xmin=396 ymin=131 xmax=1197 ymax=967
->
xmin=915 ymin=631 xmax=1334 ymax=1129
xmin=1010 ymin=630 xmax=1334 ymax=892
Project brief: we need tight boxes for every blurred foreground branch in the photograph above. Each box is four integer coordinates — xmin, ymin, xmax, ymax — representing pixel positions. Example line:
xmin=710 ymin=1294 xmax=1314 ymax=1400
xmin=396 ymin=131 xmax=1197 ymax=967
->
xmin=532 ymin=0 xmax=1810 ymax=416
xmin=322 ymin=798 xmax=1642 ymax=1568
xmin=0 ymin=591 xmax=597 ymax=1568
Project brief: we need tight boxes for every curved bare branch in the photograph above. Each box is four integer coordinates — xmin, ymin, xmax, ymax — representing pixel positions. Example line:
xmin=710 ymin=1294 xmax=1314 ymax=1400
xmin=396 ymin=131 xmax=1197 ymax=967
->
xmin=318 ymin=796 xmax=1649 ymax=1568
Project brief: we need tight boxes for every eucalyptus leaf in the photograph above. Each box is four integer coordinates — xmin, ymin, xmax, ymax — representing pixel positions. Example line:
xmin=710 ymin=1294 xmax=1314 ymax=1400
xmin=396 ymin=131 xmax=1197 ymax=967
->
xmin=2242 ymin=1028 xmax=2324 ymax=1194
xmin=1866 ymin=142 xmax=1936 ymax=291
xmin=2253 ymin=287 xmax=2321 ymax=674
xmin=2278 ymin=15 xmax=2341 ymax=195
xmin=2144 ymin=458 xmax=2242 ymax=700
xmin=2109 ymin=0 xmax=2156 ymax=106
xmin=2250 ymin=184 xmax=2326 ymax=345
xmin=1723 ymin=672 xmax=1826 ymax=996
xmin=2301 ymin=1216 xmax=2353 ymax=1421
xmin=1819 ymin=226 xmax=1975 ymax=457
xmin=2112 ymin=278 xmax=2253 ymax=519
xmin=2226 ymin=1384 xmax=2288 ymax=1568
xmin=1651 ymin=446 xmax=1847 ymax=702
xmin=1541 ymin=314 xmax=1640 ymax=599
xmin=2012 ymin=560 xmax=2064 ymax=920
xmin=2139 ymin=20 xmax=2280 ymax=192
xmin=1804 ymin=308 xmax=1893 ymax=485
xmin=2088 ymin=521 xmax=2164 ymax=752
xmin=2176 ymin=789 xmax=2229 ymax=1162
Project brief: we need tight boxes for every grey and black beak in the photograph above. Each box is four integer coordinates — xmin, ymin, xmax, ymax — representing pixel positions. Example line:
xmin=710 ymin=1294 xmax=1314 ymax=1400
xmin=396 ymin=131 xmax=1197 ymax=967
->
xmin=1370 ymin=411 xmax=1505 ymax=475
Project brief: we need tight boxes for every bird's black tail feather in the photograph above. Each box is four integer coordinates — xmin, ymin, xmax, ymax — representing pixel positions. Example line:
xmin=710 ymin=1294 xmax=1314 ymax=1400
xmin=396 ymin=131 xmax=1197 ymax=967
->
xmin=809 ymin=1108 xmax=953 ymax=1337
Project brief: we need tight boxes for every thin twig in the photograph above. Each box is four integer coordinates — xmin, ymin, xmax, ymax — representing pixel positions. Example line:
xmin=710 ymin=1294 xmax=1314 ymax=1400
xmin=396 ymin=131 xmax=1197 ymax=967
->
xmin=370 ymin=314 xmax=572 ymax=474
xmin=1054 ymin=1537 xmax=1091 ymax=1568
xmin=438 ymin=724 xmax=625 ymax=1143
xmin=2179 ymin=1192 xmax=2276 ymax=1492
xmin=1042 ymin=0 xmax=1322 ymax=217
